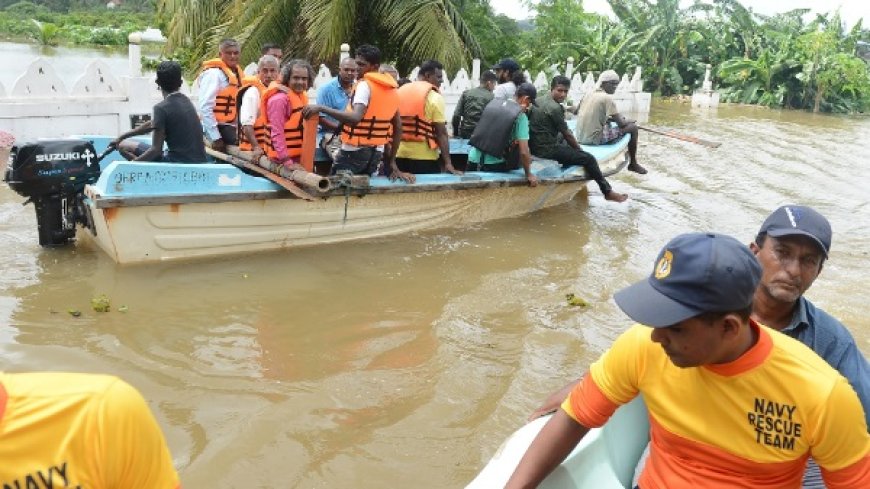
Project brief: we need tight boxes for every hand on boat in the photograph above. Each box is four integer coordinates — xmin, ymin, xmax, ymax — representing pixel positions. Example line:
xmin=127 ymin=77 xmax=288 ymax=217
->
xmin=444 ymin=163 xmax=464 ymax=176
xmin=527 ymin=175 xmax=539 ymax=187
xmin=211 ymin=139 xmax=226 ymax=153
xmin=250 ymin=147 xmax=265 ymax=164
xmin=390 ymin=170 xmax=416 ymax=184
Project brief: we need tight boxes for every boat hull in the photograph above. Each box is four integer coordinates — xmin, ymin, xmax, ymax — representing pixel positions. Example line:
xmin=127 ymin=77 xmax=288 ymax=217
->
xmin=81 ymin=181 xmax=587 ymax=263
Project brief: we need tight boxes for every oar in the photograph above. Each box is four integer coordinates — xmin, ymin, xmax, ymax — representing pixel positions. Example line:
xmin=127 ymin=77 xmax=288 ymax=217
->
xmin=205 ymin=147 xmax=315 ymax=201
xmin=639 ymin=125 xmax=721 ymax=148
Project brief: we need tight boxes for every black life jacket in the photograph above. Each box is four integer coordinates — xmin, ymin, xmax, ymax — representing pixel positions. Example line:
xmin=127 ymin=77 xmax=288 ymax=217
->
xmin=469 ymin=98 xmax=522 ymax=158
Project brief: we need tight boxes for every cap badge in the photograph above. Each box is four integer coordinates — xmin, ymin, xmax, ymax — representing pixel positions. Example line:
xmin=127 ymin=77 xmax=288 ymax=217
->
xmin=655 ymin=250 xmax=673 ymax=279
xmin=785 ymin=207 xmax=800 ymax=227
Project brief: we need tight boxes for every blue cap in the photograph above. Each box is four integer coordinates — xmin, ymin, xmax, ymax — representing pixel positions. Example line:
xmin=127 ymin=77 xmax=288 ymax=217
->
xmin=614 ymin=233 xmax=762 ymax=328
xmin=758 ymin=205 xmax=831 ymax=257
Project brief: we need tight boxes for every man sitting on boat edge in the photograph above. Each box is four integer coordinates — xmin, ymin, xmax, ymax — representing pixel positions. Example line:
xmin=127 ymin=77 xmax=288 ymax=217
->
xmin=506 ymin=232 xmax=870 ymax=489
xmin=302 ymin=44 xmax=414 ymax=183
xmin=575 ymin=69 xmax=647 ymax=175
xmin=196 ymin=39 xmax=242 ymax=153
xmin=236 ymin=55 xmax=280 ymax=164
xmin=452 ymin=70 xmax=496 ymax=140
xmin=528 ymin=75 xmax=627 ymax=203
xmin=467 ymin=83 xmax=539 ymax=187
xmin=395 ymin=59 xmax=461 ymax=176
xmin=110 ymin=61 xmax=207 ymax=164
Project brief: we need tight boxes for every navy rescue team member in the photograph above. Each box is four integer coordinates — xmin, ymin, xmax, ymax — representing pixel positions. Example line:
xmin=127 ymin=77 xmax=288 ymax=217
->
xmin=0 ymin=371 xmax=181 ymax=488
xmin=302 ymin=44 xmax=413 ymax=183
xmin=507 ymin=232 xmax=870 ymax=489
xmin=196 ymin=38 xmax=242 ymax=152
xmin=236 ymin=55 xmax=280 ymax=162
xmin=528 ymin=75 xmax=627 ymax=203
xmin=395 ymin=59 xmax=461 ymax=175
xmin=467 ymin=82 xmax=539 ymax=187
xmin=111 ymin=61 xmax=206 ymax=163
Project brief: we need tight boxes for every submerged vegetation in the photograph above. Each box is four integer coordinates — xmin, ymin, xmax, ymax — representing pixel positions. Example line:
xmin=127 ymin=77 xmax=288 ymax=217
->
xmin=2 ymin=0 xmax=868 ymax=113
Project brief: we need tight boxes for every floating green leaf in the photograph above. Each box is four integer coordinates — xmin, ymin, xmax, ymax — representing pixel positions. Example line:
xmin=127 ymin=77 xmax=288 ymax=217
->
xmin=565 ymin=293 xmax=589 ymax=308
xmin=91 ymin=294 xmax=111 ymax=313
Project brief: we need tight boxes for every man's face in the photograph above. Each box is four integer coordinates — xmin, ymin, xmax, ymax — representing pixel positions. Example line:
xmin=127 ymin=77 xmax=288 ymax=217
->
xmin=422 ymin=69 xmax=443 ymax=87
xmin=265 ymin=47 xmax=283 ymax=60
xmin=356 ymin=56 xmax=375 ymax=78
xmin=495 ymin=68 xmax=508 ymax=83
xmin=484 ymin=80 xmax=496 ymax=92
xmin=551 ymin=84 xmax=569 ymax=103
xmin=289 ymin=66 xmax=309 ymax=93
xmin=258 ymin=62 xmax=279 ymax=85
xmin=602 ymin=80 xmax=618 ymax=94
xmin=339 ymin=60 xmax=358 ymax=84
xmin=751 ymin=235 xmax=823 ymax=305
xmin=220 ymin=44 xmax=240 ymax=69
xmin=650 ymin=316 xmax=726 ymax=368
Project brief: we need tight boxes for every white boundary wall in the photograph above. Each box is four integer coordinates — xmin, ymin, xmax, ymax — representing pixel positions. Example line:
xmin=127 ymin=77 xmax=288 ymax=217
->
xmin=1 ymin=41 xmax=652 ymax=142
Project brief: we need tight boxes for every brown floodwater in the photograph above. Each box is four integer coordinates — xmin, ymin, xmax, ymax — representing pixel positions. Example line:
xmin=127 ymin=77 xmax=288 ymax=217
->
xmin=1 ymin=101 xmax=868 ymax=487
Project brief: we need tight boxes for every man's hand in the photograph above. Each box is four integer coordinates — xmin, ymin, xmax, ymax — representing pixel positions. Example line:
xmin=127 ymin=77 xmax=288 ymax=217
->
xmin=444 ymin=163 xmax=464 ymax=176
xmin=108 ymin=138 xmax=122 ymax=150
xmin=211 ymin=138 xmax=226 ymax=153
xmin=250 ymin=147 xmax=265 ymax=164
xmin=389 ymin=169 xmax=416 ymax=184
xmin=527 ymin=174 xmax=539 ymax=187
xmin=302 ymin=104 xmax=322 ymax=119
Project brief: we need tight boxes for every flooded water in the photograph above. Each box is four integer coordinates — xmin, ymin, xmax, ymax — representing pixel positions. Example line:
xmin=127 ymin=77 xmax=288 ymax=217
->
xmin=1 ymin=101 xmax=869 ymax=487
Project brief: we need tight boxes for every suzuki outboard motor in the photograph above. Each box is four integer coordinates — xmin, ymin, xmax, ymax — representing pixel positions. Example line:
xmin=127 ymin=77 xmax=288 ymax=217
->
xmin=4 ymin=139 xmax=102 ymax=246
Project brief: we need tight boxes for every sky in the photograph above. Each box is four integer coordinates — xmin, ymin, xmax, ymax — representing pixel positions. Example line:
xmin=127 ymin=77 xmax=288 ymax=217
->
xmin=491 ymin=0 xmax=869 ymax=25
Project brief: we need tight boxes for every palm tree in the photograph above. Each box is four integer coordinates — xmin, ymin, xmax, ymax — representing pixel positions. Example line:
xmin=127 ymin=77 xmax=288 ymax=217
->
xmin=157 ymin=0 xmax=481 ymax=74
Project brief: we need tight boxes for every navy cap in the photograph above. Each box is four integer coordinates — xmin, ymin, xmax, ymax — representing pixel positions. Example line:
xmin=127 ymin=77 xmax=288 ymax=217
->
xmin=614 ymin=233 xmax=762 ymax=328
xmin=491 ymin=58 xmax=520 ymax=72
xmin=758 ymin=205 xmax=831 ymax=257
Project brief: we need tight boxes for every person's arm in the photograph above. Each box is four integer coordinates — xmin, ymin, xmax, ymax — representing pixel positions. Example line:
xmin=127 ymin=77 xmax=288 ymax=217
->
xmin=303 ymin=103 xmax=366 ymax=127
xmin=433 ymin=122 xmax=460 ymax=174
xmin=518 ymin=139 xmax=537 ymax=187
xmin=196 ymin=69 xmax=222 ymax=144
xmin=266 ymin=93 xmax=290 ymax=163
xmin=529 ymin=378 xmax=582 ymax=420
xmin=239 ymin=89 xmax=264 ymax=161
xmin=562 ymin=129 xmax=581 ymax=150
xmin=386 ymin=111 xmax=415 ymax=183
xmin=505 ymin=409 xmax=591 ymax=488
xmin=112 ymin=120 xmax=154 ymax=148
xmin=812 ymin=378 xmax=870 ymax=488
xmin=135 ymin=127 xmax=166 ymax=162
xmin=832 ymin=340 xmax=870 ymax=430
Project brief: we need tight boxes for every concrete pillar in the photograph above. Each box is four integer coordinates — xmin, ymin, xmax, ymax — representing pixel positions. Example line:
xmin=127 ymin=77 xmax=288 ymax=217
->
xmin=340 ymin=43 xmax=350 ymax=62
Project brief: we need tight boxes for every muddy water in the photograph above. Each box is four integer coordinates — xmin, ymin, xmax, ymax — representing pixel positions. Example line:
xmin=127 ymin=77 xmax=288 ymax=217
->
xmin=1 ymin=101 xmax=868 ymax=487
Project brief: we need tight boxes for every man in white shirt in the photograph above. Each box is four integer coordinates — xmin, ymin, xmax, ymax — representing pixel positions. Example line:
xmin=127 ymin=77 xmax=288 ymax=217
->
xmin=237 ymin=55 xmax=280 ymax=162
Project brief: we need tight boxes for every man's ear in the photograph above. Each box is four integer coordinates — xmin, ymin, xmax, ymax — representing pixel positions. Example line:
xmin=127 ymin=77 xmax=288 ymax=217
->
xmin=749 ymin=241 xmax=760 ymax=255
xmin=720 ymin=313 xmax=743 ymax=340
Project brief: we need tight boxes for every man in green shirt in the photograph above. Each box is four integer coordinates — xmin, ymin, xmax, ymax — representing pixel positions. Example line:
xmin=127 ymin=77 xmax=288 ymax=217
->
xmin=452 ymin=71 xmax=497 ymax=139
xmin=528 ymin=76 xmax=627 ymax=203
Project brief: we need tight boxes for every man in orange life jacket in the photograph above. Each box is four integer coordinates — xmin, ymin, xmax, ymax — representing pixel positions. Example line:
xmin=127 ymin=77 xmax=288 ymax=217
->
xmin=395 ymin=60 xmax=461 ymax=175
xmin=302 ymin=44 xmax=414 ymax=183
xmin=263 ymin=59 xmax=315 ymax=168
xmin=196 ymin=39 xmax=242 ymax=153
xmin=236 ymin=55 xmax=280 ymax=163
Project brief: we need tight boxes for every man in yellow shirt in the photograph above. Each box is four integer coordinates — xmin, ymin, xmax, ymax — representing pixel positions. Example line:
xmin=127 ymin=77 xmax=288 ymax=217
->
xmin=0 ymin=372 xmax=180 ymax=489
xmin=395 ymin=60 xmax=461 ymax=175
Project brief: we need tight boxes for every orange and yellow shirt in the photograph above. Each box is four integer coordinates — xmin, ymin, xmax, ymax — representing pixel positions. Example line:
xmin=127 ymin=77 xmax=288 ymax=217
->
xmin=562 ymin=322 xmax=870 ymax=489
xmin=0 ymin=372 xmax=180 ymax=489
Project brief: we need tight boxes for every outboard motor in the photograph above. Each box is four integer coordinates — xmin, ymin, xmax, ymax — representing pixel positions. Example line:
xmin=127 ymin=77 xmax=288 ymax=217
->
xmin=4 ymin=139 xmax=102 ymax=246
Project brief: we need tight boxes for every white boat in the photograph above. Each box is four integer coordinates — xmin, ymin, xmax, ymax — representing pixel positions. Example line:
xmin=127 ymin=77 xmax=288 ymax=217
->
xmin=4 ymin=135 xmax=630 ymax=264
xmin=467 ymin=396 xmax=649 ymax=488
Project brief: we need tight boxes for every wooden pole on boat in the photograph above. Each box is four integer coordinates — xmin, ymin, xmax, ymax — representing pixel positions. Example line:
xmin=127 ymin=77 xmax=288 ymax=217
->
xmin=205 ymin=147 xmax=315 ymax=201
xmin=300 ymin=116 xmax=318 ymax=173
xmin=638 ymin=125 xmax=721 ymax=148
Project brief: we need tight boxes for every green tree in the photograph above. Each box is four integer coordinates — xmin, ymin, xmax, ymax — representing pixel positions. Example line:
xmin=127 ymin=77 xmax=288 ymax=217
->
xmin=157 ymin=0 xmax=481 ymax=75
xmin=456 ymin=0 xmax=522 ymax=67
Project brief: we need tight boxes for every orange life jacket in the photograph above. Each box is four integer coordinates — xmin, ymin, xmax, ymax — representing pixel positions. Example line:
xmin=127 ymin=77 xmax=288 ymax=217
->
xmin=201 ymin=58 xmax=242 ymax=123
xmin=398 ymin=80 xmax=439 ymax=149
xmin=340 ymin=72 xmax=399 ymax=147
xmin=261 ymin=83 xmax=308 ymax=160
xmin=236 ymin=76 xmax=271 ymax=152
